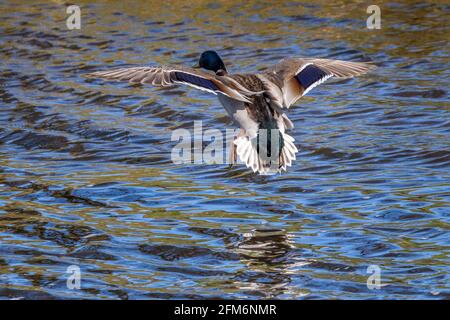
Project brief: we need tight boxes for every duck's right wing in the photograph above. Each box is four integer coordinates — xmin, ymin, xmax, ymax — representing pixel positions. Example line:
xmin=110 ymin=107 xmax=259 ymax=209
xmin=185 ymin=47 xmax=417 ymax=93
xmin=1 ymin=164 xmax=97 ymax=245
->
xmin=260 ymin=58 xmax=376 ymax=109
xmin=85 ymin=65 xmax=259 ymax=103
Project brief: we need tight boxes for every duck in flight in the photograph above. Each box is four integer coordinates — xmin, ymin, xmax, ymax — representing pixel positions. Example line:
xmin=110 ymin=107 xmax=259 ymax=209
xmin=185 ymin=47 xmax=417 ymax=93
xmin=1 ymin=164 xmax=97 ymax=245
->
xmin=86 ymin=50 xmax=375 ymax=175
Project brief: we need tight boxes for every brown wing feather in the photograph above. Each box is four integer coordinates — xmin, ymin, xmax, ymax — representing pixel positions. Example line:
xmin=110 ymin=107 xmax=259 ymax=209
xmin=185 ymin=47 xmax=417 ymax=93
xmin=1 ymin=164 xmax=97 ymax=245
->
xmin=309 ymin=58 xmax=376 ymax=78
xmin=262 ymin=57 xmax=376 ymax=108
xmin=85 ymin=65 xmax=260 ymax=103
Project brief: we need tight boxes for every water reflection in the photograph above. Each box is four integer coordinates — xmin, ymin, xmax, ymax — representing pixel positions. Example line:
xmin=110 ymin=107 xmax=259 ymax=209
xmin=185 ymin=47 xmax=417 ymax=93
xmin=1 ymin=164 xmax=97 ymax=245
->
xmin=0 ymin=0 xmax=449 ymax=299
xmin=228 ymin=229 xmax=307 ymax=298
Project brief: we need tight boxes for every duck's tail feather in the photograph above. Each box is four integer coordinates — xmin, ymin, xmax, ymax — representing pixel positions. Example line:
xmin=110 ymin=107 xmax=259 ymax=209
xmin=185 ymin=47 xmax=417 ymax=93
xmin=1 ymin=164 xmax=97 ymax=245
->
xmin=234 ymin=130 xmax=298 ymax=175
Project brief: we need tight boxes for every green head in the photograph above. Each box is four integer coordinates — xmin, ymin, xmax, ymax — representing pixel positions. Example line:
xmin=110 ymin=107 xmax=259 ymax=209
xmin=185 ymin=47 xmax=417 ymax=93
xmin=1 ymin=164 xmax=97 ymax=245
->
xmin=196 ymin=50 xmax=227 ymax=73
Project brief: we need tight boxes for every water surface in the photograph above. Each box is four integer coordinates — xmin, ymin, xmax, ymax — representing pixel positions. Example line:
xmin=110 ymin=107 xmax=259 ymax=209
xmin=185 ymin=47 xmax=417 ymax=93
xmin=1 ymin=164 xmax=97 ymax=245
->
xmin=0 ymin=0 xmax=449 ymax=299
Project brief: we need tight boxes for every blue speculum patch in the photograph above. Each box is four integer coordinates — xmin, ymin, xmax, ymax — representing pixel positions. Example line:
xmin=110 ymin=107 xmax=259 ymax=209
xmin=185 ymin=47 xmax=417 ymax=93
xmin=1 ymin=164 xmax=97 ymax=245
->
xmin=174 ymin=72 xmax=218 ymax=91
xmin=295 ymin=64 xmax=329 ymax=90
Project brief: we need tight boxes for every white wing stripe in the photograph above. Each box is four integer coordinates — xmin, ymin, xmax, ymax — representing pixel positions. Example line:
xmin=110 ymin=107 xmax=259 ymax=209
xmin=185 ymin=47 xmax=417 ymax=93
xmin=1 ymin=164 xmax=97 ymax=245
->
xmin=301 ymin=73 xmax=333 ymax=96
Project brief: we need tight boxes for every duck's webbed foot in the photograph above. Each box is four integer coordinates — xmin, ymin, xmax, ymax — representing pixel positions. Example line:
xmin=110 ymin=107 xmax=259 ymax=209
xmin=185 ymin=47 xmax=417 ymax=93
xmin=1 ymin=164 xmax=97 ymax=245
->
xmin=228 ymin=142 xmax=237 ymax=168
xmin=229 ymin=128 xmax=244 ymax=168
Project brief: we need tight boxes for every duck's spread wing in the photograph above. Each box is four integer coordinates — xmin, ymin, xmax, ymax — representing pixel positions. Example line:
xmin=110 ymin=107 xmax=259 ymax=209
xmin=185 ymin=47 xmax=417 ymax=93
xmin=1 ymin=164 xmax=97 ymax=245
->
xmin=85 ymin=65 xmax=257 ymax=103
xmin=260 ymin=58 xmax=376 ymax=108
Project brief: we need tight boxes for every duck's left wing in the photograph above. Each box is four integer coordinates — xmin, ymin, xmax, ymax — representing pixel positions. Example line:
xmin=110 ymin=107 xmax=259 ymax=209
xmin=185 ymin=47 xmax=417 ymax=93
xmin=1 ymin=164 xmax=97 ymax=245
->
xmin=85 ymin=65 xmax=256 ymax=103
xmin=260 ymin=58 xmax=376 ymax=109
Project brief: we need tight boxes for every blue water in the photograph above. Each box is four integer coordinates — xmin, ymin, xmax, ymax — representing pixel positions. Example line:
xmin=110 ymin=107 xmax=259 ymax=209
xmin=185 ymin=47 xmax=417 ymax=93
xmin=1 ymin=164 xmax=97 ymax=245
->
xmin=0 ymin=1 xmax=449 ymax=299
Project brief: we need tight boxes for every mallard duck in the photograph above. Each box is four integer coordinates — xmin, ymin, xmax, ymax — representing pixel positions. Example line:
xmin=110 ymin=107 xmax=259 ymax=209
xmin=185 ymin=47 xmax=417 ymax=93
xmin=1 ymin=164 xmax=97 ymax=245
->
xmin=86 ymin=50 xmax=375 ymax=174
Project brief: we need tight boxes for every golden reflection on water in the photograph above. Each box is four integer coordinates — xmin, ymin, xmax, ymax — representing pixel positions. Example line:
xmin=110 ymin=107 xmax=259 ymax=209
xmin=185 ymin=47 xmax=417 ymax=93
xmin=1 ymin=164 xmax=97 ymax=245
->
xmin=0 ymin=0 xmax=449 ymax=299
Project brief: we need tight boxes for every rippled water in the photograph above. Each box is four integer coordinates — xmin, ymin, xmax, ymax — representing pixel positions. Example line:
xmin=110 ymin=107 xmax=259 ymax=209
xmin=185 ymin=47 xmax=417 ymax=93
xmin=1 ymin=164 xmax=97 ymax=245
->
xmin=0 ymin=1 xmax=449 ymax=299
